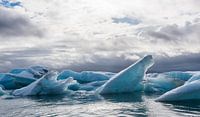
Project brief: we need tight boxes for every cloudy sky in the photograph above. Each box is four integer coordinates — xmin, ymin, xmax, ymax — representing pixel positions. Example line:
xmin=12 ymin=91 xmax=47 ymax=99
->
xmin=0 ymin=0 xmax=200 ymax=72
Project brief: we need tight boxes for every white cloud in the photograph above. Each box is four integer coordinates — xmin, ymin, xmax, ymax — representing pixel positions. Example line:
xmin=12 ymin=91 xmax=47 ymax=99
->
xmin=0 ymin=0 xmax=200 ymax=72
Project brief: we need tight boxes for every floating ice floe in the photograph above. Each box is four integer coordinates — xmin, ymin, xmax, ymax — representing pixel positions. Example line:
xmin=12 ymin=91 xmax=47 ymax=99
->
xmin=12 ymin=71 xmax=73 ymax=96
xmin=96 ymin=55 xmax=154 ymax=94
xmin=0 ymin=66 xmax=48 ymax=89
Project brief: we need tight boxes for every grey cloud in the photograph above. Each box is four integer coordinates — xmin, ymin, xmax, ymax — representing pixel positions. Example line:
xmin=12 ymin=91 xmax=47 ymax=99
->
xmin=67 ymin=55 xmax=134 ymax=73
xmin=0 ymin=8 xmax=43 ymax=38
xmin=151 ymin=53 xmax=200 ymax=72
xmin=146 ymin=22 xmax=200 ymax=42
xmin=0 ymin=48 xmax=53 ymax=72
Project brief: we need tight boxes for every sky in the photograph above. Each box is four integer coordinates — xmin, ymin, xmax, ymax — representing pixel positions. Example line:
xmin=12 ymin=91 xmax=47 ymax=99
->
xmin=0 ymin=0 xmax=200 ymax=72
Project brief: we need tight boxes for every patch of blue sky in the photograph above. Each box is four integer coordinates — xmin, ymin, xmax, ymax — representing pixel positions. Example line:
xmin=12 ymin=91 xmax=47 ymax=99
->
xmin=112 ymin=17 xmax=141 ymax=25
xmin=0 ymin=0 xmax=22 ymax=8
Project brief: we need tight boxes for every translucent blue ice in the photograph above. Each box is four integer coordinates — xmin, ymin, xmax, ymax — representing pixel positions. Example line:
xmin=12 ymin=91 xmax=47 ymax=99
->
xmin=58 ymin=70 xmax=114 ymax=83
xmin=185 ymin=73 xmax=200 ymax=84
xmin=156 ymin=79 xmax=200 ymax=102
xmin=13 ymin=71 xmax=73 ymax=96
xmin=0 ymin=66 xmax=48 ymax=89
xmin=163 ymin=71 xmax=194 ymax=81
xmin=96 ymin=55 xmax=154 ymax=94
xmin=0 ymin=86 xmax=6 ymax=96
xmin=144 ymin=74 xmax=185 ymax=93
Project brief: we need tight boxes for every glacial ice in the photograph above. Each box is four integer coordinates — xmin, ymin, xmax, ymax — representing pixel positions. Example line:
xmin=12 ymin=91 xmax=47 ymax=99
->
xmin=0 ymin=66 xmax=48 ymax=89
xmin=96 ymin=55 xmax=154 ymax=94
xmin=163 ymin=71 xmax=194 ymax=81
xmin=58 ymin=70 xmax=114 ymax=83
xmin=13 ymin=71 xmax=73 ymax=96
xmin=185 ymin=73 xmax=200 ymax=84
xmin=144 ymin=74 xmax=185 ymax=93
xmin=156 ymin=79 xmax=200 ymax=102
xmin=0 ymin=55 xmax=200 ymax=102
xmin=0 ymin=86 xmax=6 ymax=96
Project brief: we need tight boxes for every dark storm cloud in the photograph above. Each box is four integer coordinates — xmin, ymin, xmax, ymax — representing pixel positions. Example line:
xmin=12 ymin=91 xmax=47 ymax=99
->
xmin=147 ymin=22 xmax=200 ymax=41
xmin=0 ymin=8 xmax=43 ymax=38
xmin=0 ymin=48 xmax=53 ymax=72
xmin=67 ymin=55 xmax=134 ymax=73
xmin=151 ymin=53 xmax=200 ymax=72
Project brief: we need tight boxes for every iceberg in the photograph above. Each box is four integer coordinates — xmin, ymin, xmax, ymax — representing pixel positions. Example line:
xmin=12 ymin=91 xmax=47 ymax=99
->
xmin=185 ymin=73 xmax=200 ymax=84
xmin=96 ymin=55 xmax=154 ymax=94
xmin=144 ymin=74 xmax=185 ymax=93
xmin=0 ymin=73 xmax=36 ymax=89
xmin=0 ymin=66 xmax=48 ymax=89
xmin=58 ymin=70 xmax=114 ymax=83
xmin=68 ymin=80 xmax=107 ymax=91
xmin=163 ymin=71 xmax=194 ymax=81
xmin=9 ymin=66 xmax=48 ymax=78
xmin=0 ymin=86 xmax=6 ymax=96
xmin=12 ymin=71 xmax=73 ymax=96
xmin=156 ymin=79 xmax=200 ymax=102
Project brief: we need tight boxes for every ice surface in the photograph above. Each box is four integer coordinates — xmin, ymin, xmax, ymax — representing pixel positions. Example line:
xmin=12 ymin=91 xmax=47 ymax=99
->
xmin=0 ymin=73 xmax=36 ymax=89
xmin=144 ymin=74 xmax=185 ymax=93
xmin=58 ymin=70 xmax=114 ymax=83
xmin=156 ymin=79 xmax=200 ymax=102
xmin=185 ymin=73 xmax=200 ymax=84
xmin=68 ymin=80 xmax=107 ymax=91
xmin=0 ymin=86 xmax=6 ymax=96
xmin=0 ymin=66 xmax=48 ymax=89
xmin=96 ymin=55 xmax=154 ymax=94
xmin=163 ymin=71 xmax=194 ymax=81
xmin=13 ymin=71 xmax=73 ymax=96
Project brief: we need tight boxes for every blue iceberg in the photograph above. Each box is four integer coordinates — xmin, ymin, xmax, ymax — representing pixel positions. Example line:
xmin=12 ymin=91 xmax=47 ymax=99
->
xmin=96 ymin=55 xmax=154 ymax=94
xmin=0 ymin=86 xmax=6 ymax=96
xmin=0 ymin=66 xmax=48 ymax=89
xmin=12 ymin=71 xmax=73 ymax=96
xmin=156 ymin=79 xmax=200 ymax=102
xmin=58 ymin=70 xmax=114 ymax=83
xmin=144 ymin=74 xmax=185 ymax=93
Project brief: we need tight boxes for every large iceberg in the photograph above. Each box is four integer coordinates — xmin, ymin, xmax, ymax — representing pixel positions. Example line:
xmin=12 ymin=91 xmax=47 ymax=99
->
xmin=156 ymin=79 xmax=200 ymax=102
xmin=96 ymin=55 xmax=154 ymax=94
xmin=12 ymin=71 xmax=73 ymax=96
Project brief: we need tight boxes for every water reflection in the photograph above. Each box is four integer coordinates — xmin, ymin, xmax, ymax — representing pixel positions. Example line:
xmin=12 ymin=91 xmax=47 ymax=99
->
xmin=0 ymin=92 xmax=200 ymax=117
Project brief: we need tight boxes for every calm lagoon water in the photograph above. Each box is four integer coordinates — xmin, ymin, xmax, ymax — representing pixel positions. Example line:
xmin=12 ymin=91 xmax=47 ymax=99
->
xmin=0 ymin=92 xmax=200 ymax=117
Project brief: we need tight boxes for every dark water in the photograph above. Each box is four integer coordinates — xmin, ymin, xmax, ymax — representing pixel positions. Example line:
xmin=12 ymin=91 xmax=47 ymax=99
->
xmin=0 ymin=92 xmax=200 ymax=117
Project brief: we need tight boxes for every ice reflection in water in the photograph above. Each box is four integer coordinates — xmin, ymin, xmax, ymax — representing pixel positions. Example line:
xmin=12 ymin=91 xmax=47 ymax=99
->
xmin=0 ymin=92 xmax=200 ymax=117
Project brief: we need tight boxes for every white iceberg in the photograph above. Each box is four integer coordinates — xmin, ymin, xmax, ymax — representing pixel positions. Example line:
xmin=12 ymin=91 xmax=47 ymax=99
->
xmin=96 ymin=55 xmax=154 ymax=94
xmin=12 ymin=71 xmax=73 ymax=96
